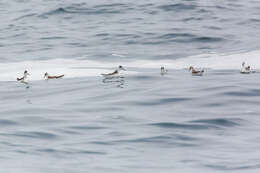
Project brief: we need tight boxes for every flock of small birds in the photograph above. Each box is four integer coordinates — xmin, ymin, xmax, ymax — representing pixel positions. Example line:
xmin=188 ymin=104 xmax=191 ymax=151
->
xmin=159 ymin=65 xmax=204 ymax=76
xmin=160 ymin=61 xmax=254 ymax=76
xmin=16 ymin=71 xmax=65 ymax=84
xmin=16 ymin=62 xmax=253 ymax=84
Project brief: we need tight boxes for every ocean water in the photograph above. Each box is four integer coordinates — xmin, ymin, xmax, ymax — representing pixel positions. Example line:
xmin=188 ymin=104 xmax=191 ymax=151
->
xmin=1 ymin=0 xmax=260 ymax=172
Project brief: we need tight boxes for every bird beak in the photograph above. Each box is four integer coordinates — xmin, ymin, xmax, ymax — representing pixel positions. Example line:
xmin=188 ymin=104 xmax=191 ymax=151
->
xmin=121 ymin=67 xmax=126 ymax=71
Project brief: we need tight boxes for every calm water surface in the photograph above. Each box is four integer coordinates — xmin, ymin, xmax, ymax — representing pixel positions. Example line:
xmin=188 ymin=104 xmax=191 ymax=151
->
xmin=1 ymin=0 xmax=260 ymax=172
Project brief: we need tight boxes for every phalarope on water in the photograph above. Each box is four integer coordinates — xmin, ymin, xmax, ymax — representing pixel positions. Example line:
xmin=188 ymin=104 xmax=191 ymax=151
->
xmin=101 ymin=65 xmax=126 ymax=77
xmin=189 ymin=66 xmax=204 ymax=76
xmin=160 ymin=66 xmax=168 ymax=75
xmin=17 ymin=70 xmax=30 ymax=83
xmin=44 ymin=72 xmax=64 ymax=80
xmin=240 ymin=62 xmax=253 ymax=74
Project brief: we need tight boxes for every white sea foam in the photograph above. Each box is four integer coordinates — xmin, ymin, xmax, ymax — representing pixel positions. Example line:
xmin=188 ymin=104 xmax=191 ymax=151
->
xmin=1 ymin=50 xmax=260 ymax=81
xmin=0 ymin=59 xmax=137 ymax=81
xmin=126 ymin=50 xmax=260 ymax=70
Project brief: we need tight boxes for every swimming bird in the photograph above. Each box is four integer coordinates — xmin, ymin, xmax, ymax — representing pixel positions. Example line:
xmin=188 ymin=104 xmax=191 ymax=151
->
xmin=189 ymin=66 xmax=204 ymax=76
xmin=160 ymin=66 xmax=168 ymax=75
xmin=44 ymin=72 xmax=64 ymax=80
xmin=101 ymin=65 xmax=126 ymax=77
xmin=240 ymin=62 xmax=252 ymax=74
xmin=17 ymin=70 xmax=30 ymax=83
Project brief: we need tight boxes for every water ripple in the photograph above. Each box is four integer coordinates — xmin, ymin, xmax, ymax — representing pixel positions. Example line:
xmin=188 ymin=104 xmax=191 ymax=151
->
xmin=189 ymin=118 xmax=241 ymax=127
xmin=158 ymin=3 xmax=197 ymax=11
xmin=150 ymin=122 xmax=216 ymax=130
xmin=0 ymin=119 xmax=18 ymax=126
xmin=43 ymin=3 xmax=131 ymax=17
xmin=13 ymin=131 xmax=58 ymax=140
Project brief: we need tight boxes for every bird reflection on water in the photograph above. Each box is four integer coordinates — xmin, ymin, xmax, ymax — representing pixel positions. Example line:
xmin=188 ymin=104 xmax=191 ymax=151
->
xmin=102 ymin=76 xmax=125 ymax=88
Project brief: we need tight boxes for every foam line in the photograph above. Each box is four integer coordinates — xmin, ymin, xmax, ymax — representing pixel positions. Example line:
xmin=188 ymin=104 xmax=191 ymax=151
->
xmin=0 ymin=59 xmax=136 ymax=81
xmin=0 ymin=50 xmax=259 ymax=81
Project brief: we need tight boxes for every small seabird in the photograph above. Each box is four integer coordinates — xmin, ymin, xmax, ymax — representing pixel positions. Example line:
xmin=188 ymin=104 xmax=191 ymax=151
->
xmin=189 ymin=66 xmax=204 ymax=76
xmin=101 ymin=65 xmax=126 ymax=77
xmin=160 ymin=66 xmax=168 ymax=75
xmin=240 ymin=62 xmax=253 ymax=74
xmin=44 ymin=72 xmax=64 ymax=80
xmin=17 ymin=70 xmax=30 ymax=83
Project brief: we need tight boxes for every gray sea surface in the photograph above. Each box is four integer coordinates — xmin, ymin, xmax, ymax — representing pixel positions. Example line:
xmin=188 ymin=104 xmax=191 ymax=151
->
xmin=1 ymin=0 xmax=260 ymax=172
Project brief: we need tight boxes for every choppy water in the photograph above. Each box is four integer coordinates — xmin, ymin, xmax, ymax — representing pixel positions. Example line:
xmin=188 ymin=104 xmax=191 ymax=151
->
xmin=1 ymin=0 xmax=260 ymax=172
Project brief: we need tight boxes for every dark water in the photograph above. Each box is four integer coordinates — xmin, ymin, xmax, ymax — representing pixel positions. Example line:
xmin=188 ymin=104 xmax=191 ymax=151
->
xmin=1 ymin=0 xmax=260 ymax=172
xmin=2 ymin=0 xmax=260 ymax=62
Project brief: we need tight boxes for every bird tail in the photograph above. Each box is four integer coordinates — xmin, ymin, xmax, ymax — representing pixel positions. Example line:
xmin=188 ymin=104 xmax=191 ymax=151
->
xmin=56 ymin=75 xmax=64 ymax=78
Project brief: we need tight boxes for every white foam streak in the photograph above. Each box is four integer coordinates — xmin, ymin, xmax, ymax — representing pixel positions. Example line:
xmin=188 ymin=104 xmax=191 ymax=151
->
xmin=0 ymin=59 xmax=136 ymax=81
xmin=1 ymin=50 xmax=260 ymax=81
xmin=127 ymin=50 xmax=260 ymax=70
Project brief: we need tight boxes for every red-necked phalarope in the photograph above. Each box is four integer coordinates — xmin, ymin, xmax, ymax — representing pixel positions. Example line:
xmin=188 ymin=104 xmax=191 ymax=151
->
xmin=160 ymin=66 xmax=168 ymax=75
xmin=44 ymin=72 xmax=64 ymax=80
xmin=240 ymin=62 xmax=254 ymax=74
xmin=17 ymin=70 xmax=30 ymax=83
xmin=101 ymin=65 xmax=126 ymax=77
xmin=189 ymin=66 xmax=204 ymax=76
